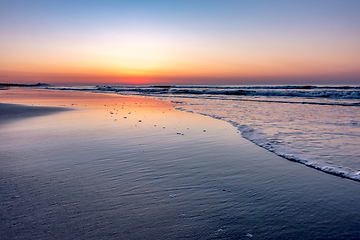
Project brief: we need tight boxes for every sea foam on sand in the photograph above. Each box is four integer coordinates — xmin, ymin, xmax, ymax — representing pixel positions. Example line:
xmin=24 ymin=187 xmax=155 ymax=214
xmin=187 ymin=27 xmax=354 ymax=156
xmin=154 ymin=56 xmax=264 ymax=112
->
xmin=1 ymin=89 xmax=360 ymax=240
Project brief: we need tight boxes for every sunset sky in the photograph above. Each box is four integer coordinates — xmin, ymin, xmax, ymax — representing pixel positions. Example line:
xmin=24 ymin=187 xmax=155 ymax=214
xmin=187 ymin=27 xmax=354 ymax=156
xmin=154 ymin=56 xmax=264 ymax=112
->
xmin=1 ymin=0 xmax=360 ymax=85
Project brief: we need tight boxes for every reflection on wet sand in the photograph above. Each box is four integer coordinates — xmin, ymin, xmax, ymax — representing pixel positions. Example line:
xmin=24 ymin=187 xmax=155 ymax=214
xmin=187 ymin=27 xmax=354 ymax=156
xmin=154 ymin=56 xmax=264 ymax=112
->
xmin=2 ymin=88 xmax=360 ymax=240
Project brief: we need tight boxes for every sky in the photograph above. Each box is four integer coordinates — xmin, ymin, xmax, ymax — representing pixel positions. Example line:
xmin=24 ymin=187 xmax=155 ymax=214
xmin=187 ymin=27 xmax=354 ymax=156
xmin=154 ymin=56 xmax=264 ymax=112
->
xmin=1 ymin=0 xmax=360 ymax=85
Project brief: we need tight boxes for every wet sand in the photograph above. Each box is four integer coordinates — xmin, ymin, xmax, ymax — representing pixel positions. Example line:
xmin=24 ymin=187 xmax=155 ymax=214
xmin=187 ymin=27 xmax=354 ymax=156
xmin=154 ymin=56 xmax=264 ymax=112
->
xmin=0 ymin=103 xmax=71 ymax=125
xmin=1 ymin=89 xmax=360 ymax=239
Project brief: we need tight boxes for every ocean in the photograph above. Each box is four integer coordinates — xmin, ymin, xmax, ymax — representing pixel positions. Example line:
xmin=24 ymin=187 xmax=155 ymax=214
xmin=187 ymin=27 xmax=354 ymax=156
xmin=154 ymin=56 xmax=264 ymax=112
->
xmin=46 ymin=84 xmax=360 ymax=182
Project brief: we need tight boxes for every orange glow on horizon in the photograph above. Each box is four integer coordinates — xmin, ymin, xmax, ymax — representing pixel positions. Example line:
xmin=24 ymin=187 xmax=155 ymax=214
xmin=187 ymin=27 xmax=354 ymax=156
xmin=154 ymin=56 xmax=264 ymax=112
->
xmin=1 ymin=69 xmax=360 ymax=85
xmin=1 ymin=1 xmax=360 ymax=85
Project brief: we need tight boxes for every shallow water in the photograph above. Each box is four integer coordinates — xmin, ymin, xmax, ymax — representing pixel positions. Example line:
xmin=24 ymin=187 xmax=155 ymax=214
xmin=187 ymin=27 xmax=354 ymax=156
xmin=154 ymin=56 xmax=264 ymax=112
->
xmin=1 ymin=90 xmax=360 ymax=239
xmin=173 ymin=97 xmax=360 ymax=181
xmin=43 ymin=85 xmax=360 ymax=181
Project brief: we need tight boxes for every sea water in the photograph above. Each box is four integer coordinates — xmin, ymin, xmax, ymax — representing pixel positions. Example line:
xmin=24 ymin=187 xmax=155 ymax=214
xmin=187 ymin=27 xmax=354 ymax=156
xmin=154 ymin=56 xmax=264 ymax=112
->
xmin=46 ymin=85 xmax=360 ymax=181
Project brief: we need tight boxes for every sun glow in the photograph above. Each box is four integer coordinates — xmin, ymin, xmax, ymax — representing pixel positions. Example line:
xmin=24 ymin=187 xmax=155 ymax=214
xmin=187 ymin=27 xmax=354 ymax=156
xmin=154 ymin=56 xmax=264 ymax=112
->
xmin=1 ymin=1 xmax=359 ymax=85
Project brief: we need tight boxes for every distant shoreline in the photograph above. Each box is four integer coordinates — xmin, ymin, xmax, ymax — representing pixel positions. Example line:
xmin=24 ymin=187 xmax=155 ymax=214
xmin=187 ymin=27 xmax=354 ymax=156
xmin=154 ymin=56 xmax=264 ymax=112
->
xmin=0 ymin=83 xmax=49 ymax=89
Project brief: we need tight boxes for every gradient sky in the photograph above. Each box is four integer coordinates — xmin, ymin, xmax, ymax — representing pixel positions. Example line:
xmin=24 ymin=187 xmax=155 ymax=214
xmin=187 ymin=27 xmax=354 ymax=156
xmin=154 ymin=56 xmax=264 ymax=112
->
xmin=1 ymin=0 xmax=360 ymax=85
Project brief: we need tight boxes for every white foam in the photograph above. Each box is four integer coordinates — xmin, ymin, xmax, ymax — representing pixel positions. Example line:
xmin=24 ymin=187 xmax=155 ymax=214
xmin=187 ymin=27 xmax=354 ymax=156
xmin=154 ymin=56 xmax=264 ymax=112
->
xmin=174 ymin=101 xmax=360 ymax=182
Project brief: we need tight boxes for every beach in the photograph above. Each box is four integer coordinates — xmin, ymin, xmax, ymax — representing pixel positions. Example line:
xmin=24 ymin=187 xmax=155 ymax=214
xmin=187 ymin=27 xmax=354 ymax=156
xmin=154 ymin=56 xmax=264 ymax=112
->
xmin=1 ymin=88 xmax=360 ymax=239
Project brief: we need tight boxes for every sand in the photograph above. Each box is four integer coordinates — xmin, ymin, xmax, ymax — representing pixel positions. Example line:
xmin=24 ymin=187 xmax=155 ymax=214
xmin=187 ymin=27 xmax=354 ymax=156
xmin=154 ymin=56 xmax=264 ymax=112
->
xmin=0 ymin=103 xmax=71 ymax=125
xmin=1 ymin=88 xmax=360 ymax=239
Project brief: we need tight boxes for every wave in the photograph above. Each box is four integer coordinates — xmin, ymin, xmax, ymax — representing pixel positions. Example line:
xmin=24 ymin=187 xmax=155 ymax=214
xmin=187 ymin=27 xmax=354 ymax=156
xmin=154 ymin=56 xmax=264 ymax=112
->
xmin=44 ymin=85 xmax=360 ymax=101
xmin=99 ymin=85 xmax=360 ymax=100
xmin=174 ymin=106 xmax=360 ymax=182
xmin=42 ymin=85 xmax=360 ymax=107
xmin=102 ymin=85 xmax=360 ymax=100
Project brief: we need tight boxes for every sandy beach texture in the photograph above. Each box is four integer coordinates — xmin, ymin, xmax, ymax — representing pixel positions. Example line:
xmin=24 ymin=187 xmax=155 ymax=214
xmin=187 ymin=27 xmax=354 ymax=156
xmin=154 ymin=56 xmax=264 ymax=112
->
xmin=0 ymin=103 xmax=71 ymax=125
xmin=1 ymin=89 xmax=360 ymax=239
